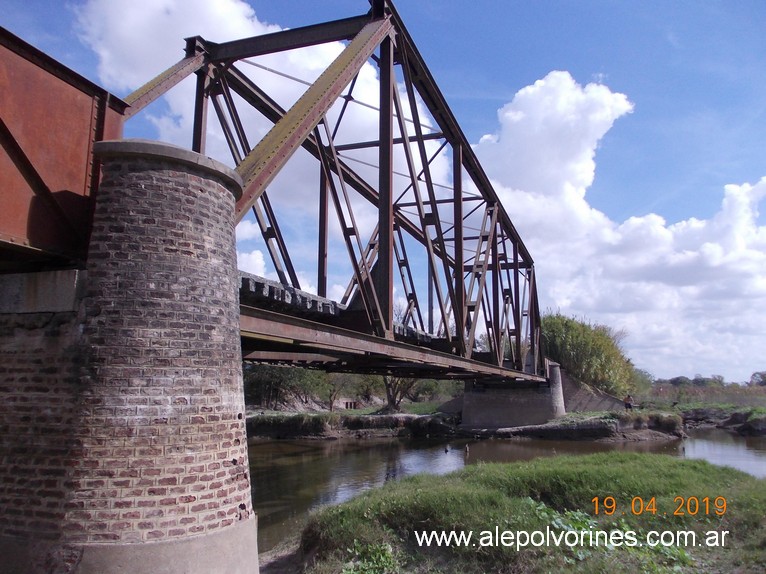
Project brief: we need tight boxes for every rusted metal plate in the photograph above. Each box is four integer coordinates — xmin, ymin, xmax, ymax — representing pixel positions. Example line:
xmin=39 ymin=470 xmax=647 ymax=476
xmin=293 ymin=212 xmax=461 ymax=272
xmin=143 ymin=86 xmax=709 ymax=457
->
xmin=235 ymin=17 xmax=394 ymax=221
xmin=240 ymin=304 xmax=546 ymax=383
xmin=0 ymin=28 xmax=125 ymax=269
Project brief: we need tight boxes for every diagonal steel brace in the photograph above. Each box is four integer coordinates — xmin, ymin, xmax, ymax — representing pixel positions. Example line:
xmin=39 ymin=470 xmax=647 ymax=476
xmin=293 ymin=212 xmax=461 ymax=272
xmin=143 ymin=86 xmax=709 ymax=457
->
xmin=234 ymin=17 xmax=394 ymax=222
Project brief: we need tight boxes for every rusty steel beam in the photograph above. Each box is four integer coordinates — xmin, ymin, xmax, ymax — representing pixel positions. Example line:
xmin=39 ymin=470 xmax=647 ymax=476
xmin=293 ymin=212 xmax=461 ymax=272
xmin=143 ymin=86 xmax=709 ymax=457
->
xmin=221 ymin=64 xmax=452 ymax=264
xmin=384 ymin=1 xmax=535 ymax=268
xmin=111 ymin=0 xmax=546 ymax=378
xmin=240 ymin=305 xmax=545 ymax=382
xmin=235 ymin=17 xmax=394 ymax=222
xmin=123 ymin=50 xmax=206 ymax=119
xmin=210 ymin=15 xmax=371 ymax=61
xmin=0 ymin=118 xmax=84 ymax=245
xmin=377 ymin=34 xmax=394 ymax=335
xmin=1 ymin=28 xmax=125 ymax=267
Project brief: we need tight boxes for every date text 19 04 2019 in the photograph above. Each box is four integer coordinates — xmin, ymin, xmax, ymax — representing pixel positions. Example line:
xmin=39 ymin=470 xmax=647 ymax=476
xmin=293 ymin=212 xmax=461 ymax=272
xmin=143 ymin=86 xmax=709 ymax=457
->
xmin=591 ymin=496 xmax=727 ymax=516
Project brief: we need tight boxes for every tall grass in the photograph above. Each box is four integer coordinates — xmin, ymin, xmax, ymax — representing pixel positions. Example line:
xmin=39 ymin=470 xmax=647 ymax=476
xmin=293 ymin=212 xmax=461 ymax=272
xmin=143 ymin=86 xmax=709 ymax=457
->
xmin=642 ymin=383 xmax=766 ymax=410
xmin=542 ymin=312 xmax=633 ymax=396
xmin=303 ymin=453 xmax=765 ymax=573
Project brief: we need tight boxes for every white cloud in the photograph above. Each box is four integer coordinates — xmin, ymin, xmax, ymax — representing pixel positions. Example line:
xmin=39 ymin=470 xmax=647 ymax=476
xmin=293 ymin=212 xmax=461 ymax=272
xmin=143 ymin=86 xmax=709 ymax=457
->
xmin=236 ymin=219 xmax=261 ymax=242
xmin=476 ymin=71 xmax=766 ymax=381
xmin=74 ymin=0 xmax=276 ymax=93
xmin=237 ymin=249 xmax=266 ymax=276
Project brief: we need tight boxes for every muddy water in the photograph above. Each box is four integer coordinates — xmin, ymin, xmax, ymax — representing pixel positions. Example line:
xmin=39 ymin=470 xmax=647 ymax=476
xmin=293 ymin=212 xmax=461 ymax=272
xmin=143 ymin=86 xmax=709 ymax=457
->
xmin=249 ymin=429 xmax=766 ymax=552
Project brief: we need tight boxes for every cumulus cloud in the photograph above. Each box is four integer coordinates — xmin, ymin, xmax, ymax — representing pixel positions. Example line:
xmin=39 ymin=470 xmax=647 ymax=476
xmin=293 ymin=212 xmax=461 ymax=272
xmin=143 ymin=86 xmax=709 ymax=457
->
xmin=74 ymin=0 xmax=276 ymax=92
xmin=237 ymin=249 xmax=266 ymax=276
xmin=236 ymin=220 xmax=261 ymax=242
xmin=476 ymin=71 xmax=766 ymax=381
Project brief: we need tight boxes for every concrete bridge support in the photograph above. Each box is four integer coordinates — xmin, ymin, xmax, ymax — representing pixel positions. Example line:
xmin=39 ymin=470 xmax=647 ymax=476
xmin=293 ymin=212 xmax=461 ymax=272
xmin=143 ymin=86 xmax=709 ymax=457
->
xmin=0 ymin=141 xmax=258 ymax=573
xmin=462 ymin=363 xmax=566 ymax=428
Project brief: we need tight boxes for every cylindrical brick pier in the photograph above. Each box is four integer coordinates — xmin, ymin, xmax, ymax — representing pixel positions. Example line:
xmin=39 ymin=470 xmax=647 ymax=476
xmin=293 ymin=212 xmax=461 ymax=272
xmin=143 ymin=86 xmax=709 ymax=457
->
xmin=2 ymin=140 xmax=259 ymax=573
xmin=72 ymin=140 xmax=257 ymax=572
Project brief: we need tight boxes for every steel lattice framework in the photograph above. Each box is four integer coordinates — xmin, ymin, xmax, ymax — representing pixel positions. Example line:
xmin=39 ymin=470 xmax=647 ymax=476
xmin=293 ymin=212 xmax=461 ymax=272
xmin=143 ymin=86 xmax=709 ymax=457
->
xmin=123 ymin=0 xmax=545 ymax=381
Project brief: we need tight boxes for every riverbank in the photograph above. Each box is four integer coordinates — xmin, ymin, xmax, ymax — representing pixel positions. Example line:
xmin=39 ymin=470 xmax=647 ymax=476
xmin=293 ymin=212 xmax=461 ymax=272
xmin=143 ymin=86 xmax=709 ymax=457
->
xmin=467 ymin=410 xmax=686 ymax=441
xmin=246 ymin=412 xmax=458 ymax=440
xmin=681 ymin=405 xmax=766 ymax=435
xmin=296 ymin=452 xmax=765 ymax=573
xmin=246 ymin=410 xmax=687 ymax=442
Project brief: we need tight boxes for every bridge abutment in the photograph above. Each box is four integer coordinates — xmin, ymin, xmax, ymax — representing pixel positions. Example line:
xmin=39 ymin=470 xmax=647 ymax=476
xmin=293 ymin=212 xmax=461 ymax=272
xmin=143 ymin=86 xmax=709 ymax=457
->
xmin=0 ymin=140 xmax=258 ymax=573
xmin=462 ymin=363 xmax=566 ymax=428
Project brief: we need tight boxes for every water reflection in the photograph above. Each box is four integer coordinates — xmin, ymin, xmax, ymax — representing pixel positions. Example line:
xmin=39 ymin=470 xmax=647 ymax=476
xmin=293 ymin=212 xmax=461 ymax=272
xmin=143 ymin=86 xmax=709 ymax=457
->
xmin=681 ymin=428 xmax=766 ymax=478
xmin=250 ymin=429 xmax=766 ymax=552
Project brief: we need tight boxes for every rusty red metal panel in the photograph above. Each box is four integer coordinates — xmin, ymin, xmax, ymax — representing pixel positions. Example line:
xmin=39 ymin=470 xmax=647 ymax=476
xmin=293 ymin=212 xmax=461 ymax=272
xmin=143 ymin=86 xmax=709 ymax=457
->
xmin=0 ymin=28 xmax=125 ymax=269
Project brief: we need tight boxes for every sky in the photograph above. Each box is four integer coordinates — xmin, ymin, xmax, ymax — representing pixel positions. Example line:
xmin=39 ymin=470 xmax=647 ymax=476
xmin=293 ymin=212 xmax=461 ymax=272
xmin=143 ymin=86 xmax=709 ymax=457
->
xmin=3 ymin=0 xmax=765 ymax=382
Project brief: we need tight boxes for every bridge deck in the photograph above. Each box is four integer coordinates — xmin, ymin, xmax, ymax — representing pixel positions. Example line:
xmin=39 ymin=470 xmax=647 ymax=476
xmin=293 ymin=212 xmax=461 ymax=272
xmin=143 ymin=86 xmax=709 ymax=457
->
xmin=239 ymin=272 xmax=544 ymax=382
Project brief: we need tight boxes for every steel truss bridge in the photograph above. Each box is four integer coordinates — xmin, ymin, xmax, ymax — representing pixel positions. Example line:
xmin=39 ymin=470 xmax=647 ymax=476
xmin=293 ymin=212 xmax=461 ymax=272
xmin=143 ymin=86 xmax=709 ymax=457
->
xmin=1 ymin=0 xmax=545 ymax=384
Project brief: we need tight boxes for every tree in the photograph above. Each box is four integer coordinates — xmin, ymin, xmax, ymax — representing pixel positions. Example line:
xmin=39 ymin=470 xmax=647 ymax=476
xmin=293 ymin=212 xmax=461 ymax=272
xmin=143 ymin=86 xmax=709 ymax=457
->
xmin=630 ymin=368 xmax=654 ymax=394
xmin=325 ymin=373 xmax=354 ymax=412
xmin=692 ymin=374 xmax=725 ymax=387
xmin=383 ymin=375 xmax=418 ymax=412
xmin=357 ymin=374 xmax=385 ymax=401
xmin=407 ymin=379 xmax=438 ymax=402
xmin=243 ymin=364 xmax=327 ymax=409
xmin=749 ymin=372 xmax=766 ymax=387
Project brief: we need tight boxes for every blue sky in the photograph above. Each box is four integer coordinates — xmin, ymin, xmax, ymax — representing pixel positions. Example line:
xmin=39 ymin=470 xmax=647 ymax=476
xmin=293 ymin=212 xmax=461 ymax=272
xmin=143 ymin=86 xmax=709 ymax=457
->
xmin=229 ymin=0 xmax=766 ymax=225
xmin=4 ymin=1 xmax=765 ymax=382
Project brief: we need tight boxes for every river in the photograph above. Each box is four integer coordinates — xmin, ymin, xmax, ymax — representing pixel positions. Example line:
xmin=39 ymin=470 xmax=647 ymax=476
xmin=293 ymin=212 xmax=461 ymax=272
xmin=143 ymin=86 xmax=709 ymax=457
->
xmin=248 ymin=428 xmax=766 ymax=552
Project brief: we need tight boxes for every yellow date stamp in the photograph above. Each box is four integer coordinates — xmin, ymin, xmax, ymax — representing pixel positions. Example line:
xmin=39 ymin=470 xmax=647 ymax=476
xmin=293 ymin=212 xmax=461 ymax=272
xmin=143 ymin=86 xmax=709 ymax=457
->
xmin=591 ymin=496 xmax=727 ymax=517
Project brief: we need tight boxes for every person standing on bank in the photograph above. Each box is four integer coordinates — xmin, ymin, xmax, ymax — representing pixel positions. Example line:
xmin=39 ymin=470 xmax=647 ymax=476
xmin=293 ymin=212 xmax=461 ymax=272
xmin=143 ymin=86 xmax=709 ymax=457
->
xmin=624 ymin=394 xmax=634 ymax=410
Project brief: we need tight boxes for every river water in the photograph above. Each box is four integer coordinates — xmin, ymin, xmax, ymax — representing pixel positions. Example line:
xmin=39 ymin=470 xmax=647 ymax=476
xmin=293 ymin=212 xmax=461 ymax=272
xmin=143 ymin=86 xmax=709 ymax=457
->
xmin=248 ymin=429 xmax=766 ymax=552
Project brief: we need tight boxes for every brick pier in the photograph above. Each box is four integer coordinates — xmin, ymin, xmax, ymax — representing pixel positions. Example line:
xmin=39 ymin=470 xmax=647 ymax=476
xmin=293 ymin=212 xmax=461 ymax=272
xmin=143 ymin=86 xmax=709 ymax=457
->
xmin=0 ymin=140 xmax=259 ymax=573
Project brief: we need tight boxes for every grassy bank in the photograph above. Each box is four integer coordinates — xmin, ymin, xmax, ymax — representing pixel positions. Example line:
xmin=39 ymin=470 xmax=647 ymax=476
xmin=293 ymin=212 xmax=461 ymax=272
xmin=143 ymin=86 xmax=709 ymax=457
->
xmin=482 ymin=410 xmax=685 ymax=441
xmin=246 ymin=410 xmax=688 ymax=441
xmin=301 ymin=453 xmax=765 ymax=573
xmin=246 ymin=412 xmax=458 ymax=439
xmin=554 ymin=410 xmax=684 ymax=432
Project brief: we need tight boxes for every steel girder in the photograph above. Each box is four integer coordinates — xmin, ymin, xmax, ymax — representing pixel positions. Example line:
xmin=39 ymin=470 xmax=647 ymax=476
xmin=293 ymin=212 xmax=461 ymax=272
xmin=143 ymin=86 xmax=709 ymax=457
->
xmin=123 ymin=0 xmax=544 ymax=380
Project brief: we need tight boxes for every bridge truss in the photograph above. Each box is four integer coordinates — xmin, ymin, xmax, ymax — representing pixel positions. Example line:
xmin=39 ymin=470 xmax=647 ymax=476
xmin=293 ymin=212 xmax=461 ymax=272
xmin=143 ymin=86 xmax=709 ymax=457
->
xmin=123 ymin=0 xmax=545 ymax=381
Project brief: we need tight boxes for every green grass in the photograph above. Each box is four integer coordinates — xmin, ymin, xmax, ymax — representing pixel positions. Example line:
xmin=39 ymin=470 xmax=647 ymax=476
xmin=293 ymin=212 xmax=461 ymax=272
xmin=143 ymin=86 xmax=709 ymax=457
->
xmin=399 ymin=401 xmax=440 ymax=415
xmin=340 ymin=406 xmax=379 ymax=415
xmin=540 ymin=410 xmax=684 ymax=434
xmin=302 ymin=452 xmax=766 ymax=573
xmin=340 ymin=402 xmax=441 ymax=416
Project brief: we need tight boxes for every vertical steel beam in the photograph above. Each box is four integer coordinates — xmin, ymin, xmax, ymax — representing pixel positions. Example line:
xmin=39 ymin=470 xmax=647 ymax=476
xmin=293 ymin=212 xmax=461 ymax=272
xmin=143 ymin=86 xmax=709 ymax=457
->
xmin=513 ymin=242 xmax=522 ymax=370
xmin=453 ymin=145 xmax=465 ymax=355
xmin=317 ymin=165 xmax=329 ymax=298
xmin=191 ymin=66 xmax=209 ymax=154
xmin=491 ymin=225 xmax=501 ymax=365
xmin=377 ymin=35 xmax=394 ymax=335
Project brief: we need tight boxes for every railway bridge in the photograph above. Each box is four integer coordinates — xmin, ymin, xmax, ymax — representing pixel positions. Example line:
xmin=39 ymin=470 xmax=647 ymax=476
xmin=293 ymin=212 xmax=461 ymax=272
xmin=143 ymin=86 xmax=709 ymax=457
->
xmin=0 ymin=2 xmax=564 ymax=572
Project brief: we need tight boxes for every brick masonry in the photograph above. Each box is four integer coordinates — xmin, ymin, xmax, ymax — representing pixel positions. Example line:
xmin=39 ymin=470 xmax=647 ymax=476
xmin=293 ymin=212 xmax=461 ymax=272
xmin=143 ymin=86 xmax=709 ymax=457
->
xmin=0 ymin=140 xmax=257 ymax=572
xmin=0 ymin=309 xmax=84 ymax=543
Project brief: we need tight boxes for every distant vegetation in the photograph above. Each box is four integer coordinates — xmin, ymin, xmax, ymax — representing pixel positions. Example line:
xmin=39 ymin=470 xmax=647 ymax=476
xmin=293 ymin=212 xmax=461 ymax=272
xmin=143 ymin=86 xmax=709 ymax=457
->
xmin=541 ymin=312 xmax=766 ymax=408
xmin=243 ymin=364 xmax=461 ymax=412
xmin=642 ymin=375 xmax=766 ymax=410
